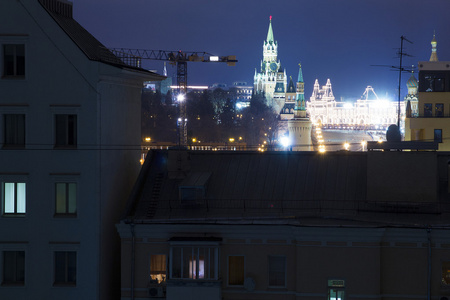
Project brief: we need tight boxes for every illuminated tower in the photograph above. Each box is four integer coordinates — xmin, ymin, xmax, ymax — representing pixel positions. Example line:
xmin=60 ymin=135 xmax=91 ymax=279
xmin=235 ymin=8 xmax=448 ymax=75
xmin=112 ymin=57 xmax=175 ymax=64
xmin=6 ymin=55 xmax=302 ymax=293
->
xmin=404 ymin=70 xmax=418 ymax=117
xmin=430 ymin=32 xmax=438 ymax=62
xmin=288 ymin=63 xmax=312 ymax=151
xmin=253 ymin=16 xmax=286 ymax=107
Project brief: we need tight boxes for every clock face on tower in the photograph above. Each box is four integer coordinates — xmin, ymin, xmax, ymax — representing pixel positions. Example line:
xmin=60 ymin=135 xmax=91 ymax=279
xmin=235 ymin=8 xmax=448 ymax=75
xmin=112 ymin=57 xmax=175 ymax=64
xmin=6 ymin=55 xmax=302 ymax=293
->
xmin=269 ymin=62 xmax=278 ymax=72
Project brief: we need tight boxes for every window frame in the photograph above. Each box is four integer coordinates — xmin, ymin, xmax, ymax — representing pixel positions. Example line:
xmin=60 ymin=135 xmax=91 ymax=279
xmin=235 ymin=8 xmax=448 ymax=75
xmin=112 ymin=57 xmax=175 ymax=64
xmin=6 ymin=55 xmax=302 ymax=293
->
xmin=53 ymin=251 xmax=77 ymax=286
xmin=54 ymin=114 xmax=78 ymax=148
xmin=2 ymin=181 xmax=26 ymax=216
xmin=434 ymin=129 xmax=443 ymax=143
xmin=268 ymin=255 xmax=286 ymax=288
xmin=169 ymin=241 xmax=219 ymax=281
xmin=149 ymin=254 xmax=167 ymax=284
xmin=1 ymin=250 xmax=25 ymax=286
xmin=2 ymin=44 xmax=25 ymax=78
xmin=54 ymin=182 xmax=77 ymax=217
xmin=228 ymin=255 xmax=245 ymax=287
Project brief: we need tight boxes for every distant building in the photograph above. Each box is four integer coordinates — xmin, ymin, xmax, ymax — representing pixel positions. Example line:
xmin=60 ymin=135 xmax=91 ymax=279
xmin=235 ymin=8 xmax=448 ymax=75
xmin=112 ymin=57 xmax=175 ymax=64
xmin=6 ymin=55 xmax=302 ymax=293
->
xmin=405 ymin=34 xmax=450 ymax=150
xmin=253 ymin=16 xmax=287 ymax=112
xmin=229 ymin=81 xmax=253 ymax=109
xmin=0 ymin=0 xmax=162 ymax=299
xmin=307 ymin=81 xmax=403 ymax=130
xmin=117 ymin=149 xmax=450 ymax=300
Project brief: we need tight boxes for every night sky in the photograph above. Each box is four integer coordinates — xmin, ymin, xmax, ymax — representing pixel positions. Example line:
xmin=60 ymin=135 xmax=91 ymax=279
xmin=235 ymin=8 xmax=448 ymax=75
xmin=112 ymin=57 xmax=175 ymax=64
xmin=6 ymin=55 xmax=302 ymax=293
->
xmin=73 ymin=0 xmax=450 ymax=101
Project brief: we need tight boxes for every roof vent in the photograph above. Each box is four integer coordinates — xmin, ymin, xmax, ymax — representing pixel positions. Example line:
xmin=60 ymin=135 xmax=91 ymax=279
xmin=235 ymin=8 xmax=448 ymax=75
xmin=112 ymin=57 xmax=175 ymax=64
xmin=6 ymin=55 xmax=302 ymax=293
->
xmin=39 ymin=0 xmax=73 ymax=18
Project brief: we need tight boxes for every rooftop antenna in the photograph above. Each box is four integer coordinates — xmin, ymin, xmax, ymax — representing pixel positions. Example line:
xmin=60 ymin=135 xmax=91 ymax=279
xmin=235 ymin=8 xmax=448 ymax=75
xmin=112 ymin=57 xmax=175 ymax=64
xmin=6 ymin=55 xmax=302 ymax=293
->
xmin=397 ymin=36 xmax=413 ymax=128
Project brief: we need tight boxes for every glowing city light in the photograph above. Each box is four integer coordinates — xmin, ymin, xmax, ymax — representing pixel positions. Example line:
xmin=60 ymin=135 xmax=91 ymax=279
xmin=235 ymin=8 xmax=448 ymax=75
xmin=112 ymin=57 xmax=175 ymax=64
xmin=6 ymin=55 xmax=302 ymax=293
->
xmin=144 ymin=137 xmax=151 ymax=142
xmin=177 ymin=94 xmax=185 ymax=102
xmin=280 ymin=136 xmax=290 ymax=148
xmin=344 ymin=142 xmax=350 ymax=151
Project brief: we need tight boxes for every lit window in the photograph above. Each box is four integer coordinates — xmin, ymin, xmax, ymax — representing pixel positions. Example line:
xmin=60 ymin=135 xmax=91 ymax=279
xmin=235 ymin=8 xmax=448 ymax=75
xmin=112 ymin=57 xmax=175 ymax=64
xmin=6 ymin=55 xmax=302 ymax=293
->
xmin=55 ymin=183 xmax=76 ymax=215
xmin=150 ymin=254 xmax=166 ymax=283
xmin=442 ymin=262 xmax=450 ymax=285
xmin=228 ymin=256 xmax=244 ymax=286
xmin=54 ymin=251 xmax=76 ymax=286
xmin=3 ymin=114 xmax=25 ymax=147
xmin=328 ymin=279 xmax=345 ymax=300
xmin=55 ymin=114 xmax=77 ymax=147
xmin=2 ymin=251 xmax=25 ymax=285
xmin=268 ymin=255 xmax=286 ymax=287
xmin=170 ymin=245 xmax=218 ymax=280
xmin=2 ymin=182 xmax=26 ymax=215
xmin=3 ymin=44 xmax=25 ymax=77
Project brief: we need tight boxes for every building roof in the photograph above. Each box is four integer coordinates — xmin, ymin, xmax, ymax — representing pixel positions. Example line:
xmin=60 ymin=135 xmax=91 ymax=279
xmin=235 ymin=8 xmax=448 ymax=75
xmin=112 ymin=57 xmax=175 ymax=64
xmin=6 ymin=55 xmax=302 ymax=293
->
xmin=406 ymin=73 xmax=418 ymax=88
xmin=39 ymin=0 xmax=165 ymax=80
xmin=123 ymin=150 xmax=450 ymax=227
xmin=286 ymin=77 xmax=296 ymax=93
xmin=266 ymin=16 xmax=274 ymax=43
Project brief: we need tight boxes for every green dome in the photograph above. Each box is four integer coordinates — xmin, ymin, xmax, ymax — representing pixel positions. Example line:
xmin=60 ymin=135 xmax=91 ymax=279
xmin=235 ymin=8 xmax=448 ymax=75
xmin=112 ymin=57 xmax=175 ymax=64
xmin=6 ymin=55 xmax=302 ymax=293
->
xmin=406 ymin=73 xmax=418 ymax=88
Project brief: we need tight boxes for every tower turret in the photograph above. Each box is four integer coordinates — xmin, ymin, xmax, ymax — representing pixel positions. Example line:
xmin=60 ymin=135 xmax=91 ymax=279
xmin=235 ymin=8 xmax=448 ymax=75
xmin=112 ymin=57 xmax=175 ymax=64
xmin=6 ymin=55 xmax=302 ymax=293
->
xmin=430 ymin=32 xmax=438 ymax=62
xmin=294 ymin=63 xmax=306 ymax=118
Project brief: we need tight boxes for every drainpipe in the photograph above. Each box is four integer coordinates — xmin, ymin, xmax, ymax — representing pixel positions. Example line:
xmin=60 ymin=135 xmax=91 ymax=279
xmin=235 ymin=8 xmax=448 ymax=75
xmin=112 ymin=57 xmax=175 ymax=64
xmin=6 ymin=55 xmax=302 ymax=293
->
xmin=131 ymin=223 xmax=136 ymax=300
xmin=427 ymin=228 xmax=431 ymax=300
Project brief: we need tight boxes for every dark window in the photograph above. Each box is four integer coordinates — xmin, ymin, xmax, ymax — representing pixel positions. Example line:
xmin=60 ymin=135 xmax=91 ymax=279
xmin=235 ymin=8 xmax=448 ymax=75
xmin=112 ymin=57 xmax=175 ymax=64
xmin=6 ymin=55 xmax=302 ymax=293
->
xmin=434 ymin=129 xmax=443 ymax=143
xmin=55 ymin=115 xmax=77 ymax=147
xmin=424 ymin=104 xmax=432 ymax=117
xmin=2 ymin=251 xmax=25 ymax=285
xmin=3 ymin=114 xmax=25 ymax=147
xmin=3 ymin=44 xmax=25 ymax=77
xmin=228 ymin=256 xmax=244 ymax=286
xmin=328 ymin=280 xmax=345 ymax=300
xmin=443 ymin=261 xmax=450 ymax=285
xmin=419 ymin=71 xmax=450 ymax=92
xmin=268 ymin=255 xmax=286 ymax=287
xmin=435 ymin=103 xmax=444 ymax=117
xmin=54 ymin=251 xmax=76 ymax=285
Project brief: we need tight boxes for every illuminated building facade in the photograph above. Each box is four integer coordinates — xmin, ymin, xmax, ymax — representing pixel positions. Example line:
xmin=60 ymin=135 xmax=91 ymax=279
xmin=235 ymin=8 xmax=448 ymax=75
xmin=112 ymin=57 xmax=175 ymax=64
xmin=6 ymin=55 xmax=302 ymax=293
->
xmin=307 ymin=80 xmax=403 ymax=130
xmin=254 ymin=16 xmax=287 ymax=111
xmin=405 ymin=34 xmax=450 ymax=150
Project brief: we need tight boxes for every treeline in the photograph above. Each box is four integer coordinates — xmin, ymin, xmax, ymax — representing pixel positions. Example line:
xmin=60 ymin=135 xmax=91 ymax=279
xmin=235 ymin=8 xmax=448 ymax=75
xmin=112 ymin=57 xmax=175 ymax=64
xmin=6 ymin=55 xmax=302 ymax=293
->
xmin=141 ymin=88 xmax=279 ymax=148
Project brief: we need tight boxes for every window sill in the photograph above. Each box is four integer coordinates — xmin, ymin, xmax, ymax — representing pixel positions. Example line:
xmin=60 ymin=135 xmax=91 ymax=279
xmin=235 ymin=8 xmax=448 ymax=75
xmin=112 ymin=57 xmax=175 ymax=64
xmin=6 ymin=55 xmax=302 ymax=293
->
xmin=1 ymin=282 xmax=25 ymax=286
xmin=1 ymin=76 xmax=25 ymax=80
xmin=53 ymin=145 xmax=77 ymax=150
xmin=2 ymin=145 xmax=25 ymax=150
xmin=54 ymin=214 xmax=77 ymax=218
xmin=2 ymin=213 xmax=26 ymax=217
xmin=53 ymin=283 xmax=76 ymax=287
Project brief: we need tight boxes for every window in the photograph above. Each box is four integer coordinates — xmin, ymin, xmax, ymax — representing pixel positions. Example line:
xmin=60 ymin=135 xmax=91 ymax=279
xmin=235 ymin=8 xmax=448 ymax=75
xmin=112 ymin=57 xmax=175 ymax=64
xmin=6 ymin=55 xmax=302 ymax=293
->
xmin=2 ymin=182 xmax=26 ymax=215
xmin=434 ymin=129 xmax=443 ymax=143
xmin=424 ymin=104 xmax=432 ymax=117
xmin=150 ymin=254 xmax=166 ymax=284
xmin=54 ymin=251 xmax=76 ymax=286
xmin=3 ymin=114 xmax=25 ymax=147
xmin=443 ymin=262 xmax=450 ymax=285
xmin=2 ymin=251 xmax=25 ymax=285
xmin=435 ymin=104 xmax=444 ymax=117
xmin=55 ymin=114 xmax=77 ymax=147
xmin=55 ymin=183 xmax=76 ymax=215
xmin=228 ymin=255 xmax=244 ymax=286
xmin=268 ymin=255 xmax=286 ymax=287
xmin=328 ymin=279 xmax=345 ymax=300
xmin=170 ymin=246 xmax=218 ymax=280
xmin=3 ymin=44 xmax=25 ymax=77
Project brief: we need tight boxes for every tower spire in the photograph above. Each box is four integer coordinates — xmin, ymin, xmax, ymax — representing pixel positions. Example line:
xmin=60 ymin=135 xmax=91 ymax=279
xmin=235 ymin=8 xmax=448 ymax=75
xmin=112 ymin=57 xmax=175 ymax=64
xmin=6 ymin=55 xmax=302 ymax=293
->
xmin=430 ymin=31 xmax=438 ymax=62
xmin=266 ymin=16 xmax=274 ymax=43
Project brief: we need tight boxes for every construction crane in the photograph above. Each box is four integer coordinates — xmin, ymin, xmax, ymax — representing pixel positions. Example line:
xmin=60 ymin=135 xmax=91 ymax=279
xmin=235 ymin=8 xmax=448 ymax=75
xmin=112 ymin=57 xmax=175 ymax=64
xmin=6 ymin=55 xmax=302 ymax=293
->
xmin=109 ymin=48 xmax=237 ymax=146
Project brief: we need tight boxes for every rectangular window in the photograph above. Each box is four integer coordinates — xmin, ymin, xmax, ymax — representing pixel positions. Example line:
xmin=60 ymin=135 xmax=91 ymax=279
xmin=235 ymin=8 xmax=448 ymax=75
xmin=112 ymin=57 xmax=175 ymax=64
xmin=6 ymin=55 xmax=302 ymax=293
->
xmin=150 ymin=254 xmax=166 ymax=284
xmin=55 ymin=114 xmax=77 ymax=147
xmin=3 ymin=114 xmax=25 ymax=147
xmin=435 ymin=103 xmax=444 ymax=117
xmin=228 ymin=256 xmax=244 ymax=286
xmin=170 ymin=246 xmax=218 ymax=280
xmin=55 ymin=183 xmax=76 ymax=215
xmin=2 ymin=251 xmax=25 ymax=285
xmin=424 ymin=104 xmax=432 ymax=117
xmin=3 ymin=44 xmax=25 ymax=77
xmin=328 ymin=279 xmax=345 ymax=300
xmin=54 ymin=251 xmax=76 ymax=286
xmin=434 ymin=129 xmax=443 ymax=143
xmin=442 ymin=261 xmax=450 ymax=285
xmin=2 ymin=182 xmax=26 ymax=215
xmin=268 ymin=255 xmax=286 ymax=287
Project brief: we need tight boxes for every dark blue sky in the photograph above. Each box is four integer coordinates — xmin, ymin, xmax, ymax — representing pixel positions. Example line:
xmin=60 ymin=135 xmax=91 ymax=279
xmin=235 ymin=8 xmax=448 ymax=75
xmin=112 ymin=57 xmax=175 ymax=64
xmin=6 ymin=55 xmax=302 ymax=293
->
xmin=73 ymin=0 xmax=450 ymax=101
